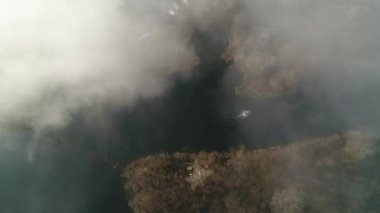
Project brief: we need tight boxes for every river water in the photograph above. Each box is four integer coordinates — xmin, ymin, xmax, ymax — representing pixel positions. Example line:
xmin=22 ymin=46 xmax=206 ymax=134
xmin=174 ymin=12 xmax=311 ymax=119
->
xmin=1 ymin=27 xmax=378 ymax=212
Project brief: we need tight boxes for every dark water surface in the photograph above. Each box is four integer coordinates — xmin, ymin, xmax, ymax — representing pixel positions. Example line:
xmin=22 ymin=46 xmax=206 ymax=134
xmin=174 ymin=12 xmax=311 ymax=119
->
xmin=0 ymin=28 xmax=366 ymax=213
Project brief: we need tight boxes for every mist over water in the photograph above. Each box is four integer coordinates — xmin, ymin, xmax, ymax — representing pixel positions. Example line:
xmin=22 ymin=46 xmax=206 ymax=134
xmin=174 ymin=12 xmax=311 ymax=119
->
xmin=1 ymin=0 xmax=380 ymax=212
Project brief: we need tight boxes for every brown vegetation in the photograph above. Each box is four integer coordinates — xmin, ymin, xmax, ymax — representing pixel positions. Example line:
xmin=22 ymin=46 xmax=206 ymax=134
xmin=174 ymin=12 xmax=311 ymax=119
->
xmin=222 ymin=26 xmax=305 ymax=98
xmin=124 ymin=130 xmax=375 ymax=212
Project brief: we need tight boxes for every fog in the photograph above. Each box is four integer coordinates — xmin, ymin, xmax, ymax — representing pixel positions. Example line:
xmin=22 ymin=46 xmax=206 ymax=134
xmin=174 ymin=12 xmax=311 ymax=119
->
xmin=0 ymin=0 xmax=379 ymax=212
xmin=0 ymin=0 xmax=197 ymax=130
xmin=1 ymin=0 xmax=378 ymax=144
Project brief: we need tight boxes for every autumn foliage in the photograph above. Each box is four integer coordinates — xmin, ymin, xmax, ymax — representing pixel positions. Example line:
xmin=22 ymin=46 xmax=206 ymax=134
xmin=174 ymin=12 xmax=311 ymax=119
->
xmin=124 ymin=130 xmax=375 ymax=213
